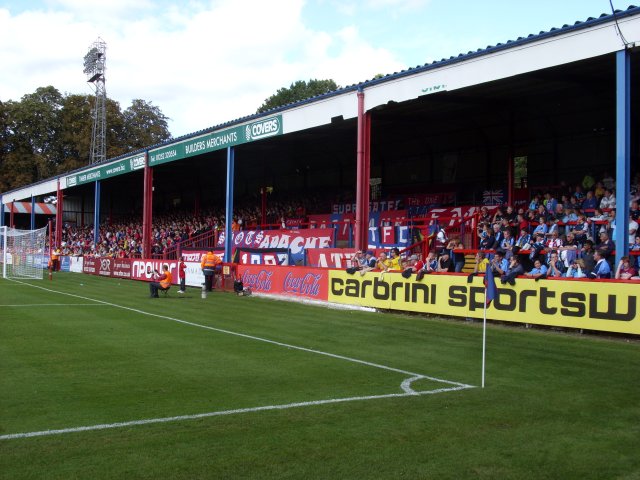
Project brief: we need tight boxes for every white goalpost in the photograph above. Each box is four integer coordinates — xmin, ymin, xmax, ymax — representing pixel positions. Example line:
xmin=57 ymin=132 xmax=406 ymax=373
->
xmin=0 ymin=225 xmax=48 ymax=280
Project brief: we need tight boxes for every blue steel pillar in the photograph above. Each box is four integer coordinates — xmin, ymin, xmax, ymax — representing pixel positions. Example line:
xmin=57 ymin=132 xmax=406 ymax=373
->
xmin=615 ymin=49 xmax=631 ymax=265
xmin=30 ymin=196 xmax=36 ymax=230
xmin=93 ymin=180 xmax=101 ymax=246
xmin=224 ymin=147 xmax=235 ymax=263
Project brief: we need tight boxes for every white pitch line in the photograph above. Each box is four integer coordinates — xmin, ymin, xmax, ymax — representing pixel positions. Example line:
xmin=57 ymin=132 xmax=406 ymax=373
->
xmin=0 ymin=385 xmax=473 ymax=440
xmin=9 ymin=279 xmax=473 ymax=389
xmin=0 ymin=303 xmax=110 ymax=307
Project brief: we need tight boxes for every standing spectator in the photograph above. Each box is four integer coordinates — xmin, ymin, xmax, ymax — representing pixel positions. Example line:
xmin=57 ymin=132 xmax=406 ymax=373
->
xmin=389 ymin=248 xmax=402 ymax=271
xmin=628 ymin=214 xmax=639 ymax=246
xmin=201 ymin=251 xmax=222 ymax=292
xmin=452 ymin=241 xmax=466 ymax=272
xmin=596 ymin=231 xmax=615 ymax=263
xmin=580 ymin=240 xmax=596 ymax=274
xmin=177 ymin=257 xmax=186 ymax=294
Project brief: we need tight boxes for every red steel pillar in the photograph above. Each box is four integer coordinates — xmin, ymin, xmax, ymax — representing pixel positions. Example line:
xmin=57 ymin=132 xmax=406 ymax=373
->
xmin=355 ymin=88 xmax=371 ymax=251
xmin=55 ymin=180 xmax=63 ymax=247
xmin=9 ymin=202 xmax=14 ymax=228
xmin=142 ymin=153 xmax=153 ymax=258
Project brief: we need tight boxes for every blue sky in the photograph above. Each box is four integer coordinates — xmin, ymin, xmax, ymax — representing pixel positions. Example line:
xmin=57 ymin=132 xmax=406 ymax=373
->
xmin=0 ymin=0 xmax=632 ymax=136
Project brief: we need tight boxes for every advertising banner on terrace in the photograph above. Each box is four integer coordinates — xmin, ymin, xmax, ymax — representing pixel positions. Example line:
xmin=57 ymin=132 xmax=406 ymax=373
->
xmin=217 ymin=228 xmax=335 ymax=265
xmin=306 ymin=248 xmax=359 ymax=268
xmin=327 ymin=270 xmax=640 ymax=335
xmin=65 ymin=154 xmax=145 ymax=188
xmin=149 ymin=115 xmax=282 ymax=167
xmin=237 ymin=264 xmax=329 ymax=301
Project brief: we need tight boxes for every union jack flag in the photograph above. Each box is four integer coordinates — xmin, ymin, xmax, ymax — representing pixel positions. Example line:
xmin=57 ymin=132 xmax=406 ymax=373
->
xmin=482 ymin=189 xmax=504 ymax=206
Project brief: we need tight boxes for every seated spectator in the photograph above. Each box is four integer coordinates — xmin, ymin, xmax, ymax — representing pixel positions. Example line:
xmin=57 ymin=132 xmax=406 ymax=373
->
xmin=558 ymin=232 xmax=578 ymax=267
xmin=589 ymin=250 xmax=612 ymax=279
xmin=416 ymin=252 xmax=438 ymax=280
xmin=571 ymin=214 xmax=590 ymax=245
xmin=546 ymin=251 xmax=566 ymax=278
xmin=580 ymin=240 xmax=596 ymax=274
xmin=452 ymin=240 xmax=466 ymax=273
xmin=615 ymin=256 xmax=637 ymax=280
xmin=402 ymin=254 xmax=424 ymax=278
xmin=631 ymin=235 xmax=640 ymax=269
xmin=596 ymin=231 xmax=615 ymax=262
xmin=514 ymin=228 xmax=531 ymax=251
xmin=473 ymin=251 xmax=489 ymax=274
xmin=529 ymin=195 xmax=541 ymax=212
xmin=346 ymin=250 xmax=365 ymax=274
xmin=500 ymin=256 xmax=524 ymax=285
xmin=528 ymin=233 xmax=546 ymax=263
xmin=546 ymin=230 xmax=563 ymax=250
xmin=565 ymin=258 xmax=587 ymax=278
xmin=358 ymin=251 xmax=378 ymax=276
xmin=478 ymin=224 xmax=496 ymax=251
xmin=600 ymin=188 xmax=616 ymax=210
xmin=500 ymin=229 xmax=515 ymax=258
xmin=389 ymin=247 xmax=402 ymax=271
xmin=437 ymin=251 xmax=454 ymax=272
xmin=376 ymin=251 xmax=392 ymax=272
xmin=594 ymin=181 xmax=605 ymax=200
xmin=581 ymin=190 xmax=598 ymax=213
xmin=532 ymin=216 xmax=548 ymax=237
xmin=525 ymin=259 xmax=548 ymax=279
xmin=489 ymin=251 xmax=509 ymax=277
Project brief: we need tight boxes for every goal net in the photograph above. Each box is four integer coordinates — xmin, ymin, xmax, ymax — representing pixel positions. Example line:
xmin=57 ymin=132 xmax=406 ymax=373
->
xmin=1 ymin=225 xmax=48 ymax=280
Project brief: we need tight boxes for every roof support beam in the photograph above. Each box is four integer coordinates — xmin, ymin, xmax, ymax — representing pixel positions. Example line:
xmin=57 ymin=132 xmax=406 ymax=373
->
xmin=615 ymin=49 xmax=631 ymax=265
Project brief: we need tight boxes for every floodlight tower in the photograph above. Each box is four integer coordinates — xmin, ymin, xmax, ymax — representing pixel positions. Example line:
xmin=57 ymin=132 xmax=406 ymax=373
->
xmin=83 ymin=38 xmax=107 ymax=164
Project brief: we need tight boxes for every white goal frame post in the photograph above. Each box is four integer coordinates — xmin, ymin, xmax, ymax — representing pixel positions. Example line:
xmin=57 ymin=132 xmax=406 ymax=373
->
xmin=0 ymin=225 xmax=49 ymax=280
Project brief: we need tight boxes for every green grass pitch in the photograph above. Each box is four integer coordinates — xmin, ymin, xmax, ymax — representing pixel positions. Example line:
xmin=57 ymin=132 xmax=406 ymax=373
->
xmin=0 ymin=272 xmax=639 ymax=479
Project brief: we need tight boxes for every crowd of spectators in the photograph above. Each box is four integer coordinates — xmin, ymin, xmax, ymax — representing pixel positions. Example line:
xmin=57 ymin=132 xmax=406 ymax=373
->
xmin=53 ymin=172 xmax=640 ymax=282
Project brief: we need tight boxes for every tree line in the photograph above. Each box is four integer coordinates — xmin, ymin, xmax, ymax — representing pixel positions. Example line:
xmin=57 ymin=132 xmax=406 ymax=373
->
xmin=0 ymin=86 xmax=171 ymax=192
xmin=0 ymin=78 xmax=340 ymax=193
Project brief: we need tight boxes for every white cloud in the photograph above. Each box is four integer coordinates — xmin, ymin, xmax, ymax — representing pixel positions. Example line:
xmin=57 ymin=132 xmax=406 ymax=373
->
xmin=0 ymin=0 xmax=406 ymax=137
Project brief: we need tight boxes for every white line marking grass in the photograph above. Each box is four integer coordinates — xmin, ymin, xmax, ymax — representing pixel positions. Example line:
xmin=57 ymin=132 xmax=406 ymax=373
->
xmin=0 ymin=303 xmax=110 ymax=307
xmin=1 ymin=279 xmax=475 ymax=440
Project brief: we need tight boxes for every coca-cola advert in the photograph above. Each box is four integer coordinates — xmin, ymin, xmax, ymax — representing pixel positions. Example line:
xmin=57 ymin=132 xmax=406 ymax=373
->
xmin=237 ymin=265 xmax=328 ymax=301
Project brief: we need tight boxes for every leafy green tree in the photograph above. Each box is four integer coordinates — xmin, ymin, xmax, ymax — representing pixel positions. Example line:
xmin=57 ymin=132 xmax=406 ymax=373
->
xmin=257 ymin=79 xmax=340 ymax=113
xmin=123 ymin=99 xmax=171 ymax=150
xmin=0 ymin=86 xmax=172 ymax=191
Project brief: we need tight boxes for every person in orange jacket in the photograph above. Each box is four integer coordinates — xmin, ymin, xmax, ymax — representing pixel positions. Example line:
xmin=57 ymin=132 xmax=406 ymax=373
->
xmin=201 ymin=251 xmax=222 ymax=292
xmin=149 ymin=264 xmax=172 ymax=298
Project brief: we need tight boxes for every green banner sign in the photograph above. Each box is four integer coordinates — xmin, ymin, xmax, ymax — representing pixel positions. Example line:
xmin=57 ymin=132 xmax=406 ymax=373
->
xmin=65 ymin=153 xmax=146 ymax=188
xmin=149 ymin=115 xmax=282 ymax=166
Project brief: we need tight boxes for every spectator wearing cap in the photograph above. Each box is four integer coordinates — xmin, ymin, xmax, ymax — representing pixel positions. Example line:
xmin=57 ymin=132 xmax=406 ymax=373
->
xmin=401 ymin=254 xmax=424 ymax=278
xmin=437 ymin=250 xmax=453 ymax=272
xmin=358 ymin=251 xmax=378 ymax=276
